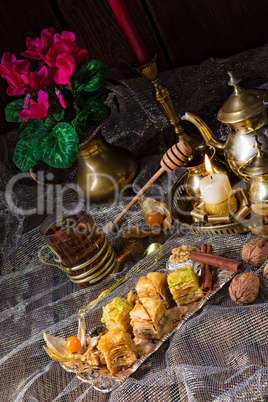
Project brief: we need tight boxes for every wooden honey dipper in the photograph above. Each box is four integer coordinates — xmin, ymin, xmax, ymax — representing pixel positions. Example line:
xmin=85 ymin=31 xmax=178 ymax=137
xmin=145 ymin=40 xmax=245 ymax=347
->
xmin=103 ymin=141 xmax=192 ymax=234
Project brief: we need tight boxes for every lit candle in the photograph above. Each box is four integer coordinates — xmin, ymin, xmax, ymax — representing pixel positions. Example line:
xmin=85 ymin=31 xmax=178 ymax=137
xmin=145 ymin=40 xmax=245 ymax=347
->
xmin=107 ymin=0 xmax=150 ymax=66
xmin=199 ymin=155 xmax=237 ymax=215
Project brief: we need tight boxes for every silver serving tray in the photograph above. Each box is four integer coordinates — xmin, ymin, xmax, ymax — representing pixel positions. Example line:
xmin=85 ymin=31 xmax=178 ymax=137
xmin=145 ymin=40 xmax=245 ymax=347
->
xmin=60 ymin=262 xmax=235 ymax=393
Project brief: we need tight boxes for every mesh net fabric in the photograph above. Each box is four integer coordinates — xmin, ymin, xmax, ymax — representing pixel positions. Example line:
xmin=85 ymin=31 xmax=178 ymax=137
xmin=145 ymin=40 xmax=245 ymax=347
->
xmin=1 ymin=44 xmax=268 ymax=401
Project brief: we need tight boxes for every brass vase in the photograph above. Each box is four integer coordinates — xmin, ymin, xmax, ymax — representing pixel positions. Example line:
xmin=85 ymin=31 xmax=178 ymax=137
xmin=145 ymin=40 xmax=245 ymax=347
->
xmin=76 ymin=125 xmax=138 ymax=202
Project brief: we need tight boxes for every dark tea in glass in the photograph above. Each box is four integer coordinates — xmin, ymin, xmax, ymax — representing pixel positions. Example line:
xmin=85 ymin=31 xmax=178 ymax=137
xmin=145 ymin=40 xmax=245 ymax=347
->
xmin=39 ymin=203 xmax=117 ymax=287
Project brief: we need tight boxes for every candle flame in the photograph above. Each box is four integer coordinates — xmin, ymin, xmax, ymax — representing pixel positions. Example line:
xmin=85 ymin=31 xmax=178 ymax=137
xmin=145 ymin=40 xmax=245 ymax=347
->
xmin=205 ymin=154 xmax=213 ymax=174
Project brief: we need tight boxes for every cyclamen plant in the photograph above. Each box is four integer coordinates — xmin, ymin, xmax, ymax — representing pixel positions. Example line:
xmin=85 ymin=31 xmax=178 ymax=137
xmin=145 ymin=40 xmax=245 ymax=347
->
xmin=0 ymin=27 xmax=119 ymax=171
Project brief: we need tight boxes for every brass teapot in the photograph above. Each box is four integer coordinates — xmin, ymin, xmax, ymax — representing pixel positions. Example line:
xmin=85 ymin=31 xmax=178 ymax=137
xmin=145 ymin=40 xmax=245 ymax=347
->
xmin=182 ymin=72 xmax=268 ymax=179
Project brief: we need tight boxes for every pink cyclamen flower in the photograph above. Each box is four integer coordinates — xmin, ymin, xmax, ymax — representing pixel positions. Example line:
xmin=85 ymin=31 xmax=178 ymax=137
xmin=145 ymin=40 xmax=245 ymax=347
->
xmin=59 ymin=31 xmax=76 ymax=50
xmin=49 ymin=53 xmax=76 ymax=85
xmin=21 ymin=27 xmax=89 ymax=64
xmin=44 ymin=32 xmax=88 ymax=85
xmin=0 ymin=52 xmax=16 ymax=72
xmin=73 ymin=47 xmax=90 ymax=64
xmin=18 ymin=90 xmax=49 ymax=120
xmin=0 ymin=52 xmax=31 ymax=96
xmin=20 ymin=28 xmax=89 ymax=86
xmin=59 ymin=30 xmax=89 ymax=64
xmin=43 ymin=43 xmax=70 ymax=69
xmin=59 ymin=31 xmax=89 ymax=62
xmin=23 ymin=94 xmax=31 ymax=108
xmin=55 ymin=88 xmax=66 ymax=109
xmin=21 ymin=27 xmax=55 ymax=60
xmin=27 ymin=65 xmax=48 ymax=92
xmin=40 ymin=27 xmax=56 ymax=52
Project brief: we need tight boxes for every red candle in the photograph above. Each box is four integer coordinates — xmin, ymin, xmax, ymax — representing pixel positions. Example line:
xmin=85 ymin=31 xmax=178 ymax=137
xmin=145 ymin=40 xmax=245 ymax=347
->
xmin=107 ymin=0 xmax=150 ymax=66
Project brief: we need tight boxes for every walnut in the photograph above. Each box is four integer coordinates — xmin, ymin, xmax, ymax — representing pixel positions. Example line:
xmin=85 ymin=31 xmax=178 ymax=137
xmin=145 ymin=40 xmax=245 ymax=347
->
xmin=229 ymin=273 xmax=260 ymax=305
xmin=263 ymin=263 xmax=268 ymax=280
xmin=241 ymin=237 xmax=268 ymax=268
xmin=169 ymin=245 xmax=193 ymax=264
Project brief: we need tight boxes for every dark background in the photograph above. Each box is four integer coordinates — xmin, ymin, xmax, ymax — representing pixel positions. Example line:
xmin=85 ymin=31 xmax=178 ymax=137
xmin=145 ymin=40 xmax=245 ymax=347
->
xmin=1 ymin=0 xmax=268 ymax=133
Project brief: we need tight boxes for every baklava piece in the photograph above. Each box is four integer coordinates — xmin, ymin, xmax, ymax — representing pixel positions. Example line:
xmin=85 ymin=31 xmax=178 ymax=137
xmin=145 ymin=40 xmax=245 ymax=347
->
xmin=167 ymin=265 xmax=204 ymax=306
xmin=97 ymin=328 xmax=137 ymax=374
xmin=101 ymin=297 xmax=133 ymax=332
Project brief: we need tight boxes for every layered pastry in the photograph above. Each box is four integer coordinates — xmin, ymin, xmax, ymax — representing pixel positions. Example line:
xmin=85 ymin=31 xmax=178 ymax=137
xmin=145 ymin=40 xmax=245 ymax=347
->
xmin=146 ymin=272 xmax=172 ymax=308
xmin=101 ymin=297 xmax=133 ymax=332
xmin=130 ymin=297 xmax=168 ymax=340
xmin=44 ymin=261 xmax=211 ymax=377
xmin=130 ymin=303 xmax=157 ymax=340
xmin=127 ymin=290 xmax=139 ymax=307
xmin=140 ymin=297 xmax=169 ymax=333
xmin=97 ymin=328 xmax=137 ymax=374
xmin=135 ymin=276 xmax=161 ymax=299
xmin=167 ymin=265 xmax=204 ymax=305
xmin=135 ymin=272 xmax=172 ymax=308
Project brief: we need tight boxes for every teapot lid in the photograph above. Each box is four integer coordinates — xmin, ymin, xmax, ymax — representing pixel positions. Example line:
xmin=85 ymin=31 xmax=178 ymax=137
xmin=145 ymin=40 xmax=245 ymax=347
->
xmin=217 ymin=72 xmax=265 ymax=124
xmin=239 ymin=135 xmax=268 ymax=178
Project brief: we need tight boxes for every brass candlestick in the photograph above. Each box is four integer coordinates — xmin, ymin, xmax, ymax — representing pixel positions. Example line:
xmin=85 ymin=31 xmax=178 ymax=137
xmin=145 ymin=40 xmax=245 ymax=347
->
xmin=137 ymin=57 xmax=185 ymax=140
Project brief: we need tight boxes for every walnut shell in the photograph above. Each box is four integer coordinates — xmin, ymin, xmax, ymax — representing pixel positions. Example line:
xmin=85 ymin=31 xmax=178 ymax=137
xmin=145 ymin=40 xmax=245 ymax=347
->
xmin=229 ymin=273 xmax=260 ymax=305
xmin=263 ymin=263 xmax=268 ymax=280
xmin=241 ymin=237 xmax=268 ymax=268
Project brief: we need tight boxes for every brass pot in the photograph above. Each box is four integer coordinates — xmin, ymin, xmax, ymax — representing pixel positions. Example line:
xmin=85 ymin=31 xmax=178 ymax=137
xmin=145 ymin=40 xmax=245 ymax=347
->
xmin=76 ymin=125 xmax=138 ymax=202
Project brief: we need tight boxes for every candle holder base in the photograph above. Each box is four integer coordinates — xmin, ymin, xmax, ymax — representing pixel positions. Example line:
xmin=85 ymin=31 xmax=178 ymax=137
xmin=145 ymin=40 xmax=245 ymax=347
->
xmin=204 ymin=194 xmax=238 ymax=215
xmin=171 ymin=173 xmax=254 ymax=236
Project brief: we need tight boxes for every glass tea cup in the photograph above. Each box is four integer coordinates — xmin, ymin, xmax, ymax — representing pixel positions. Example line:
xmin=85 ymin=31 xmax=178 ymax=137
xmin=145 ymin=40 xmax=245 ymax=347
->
xmin=39 ymin=203 xmax=117 ymax=288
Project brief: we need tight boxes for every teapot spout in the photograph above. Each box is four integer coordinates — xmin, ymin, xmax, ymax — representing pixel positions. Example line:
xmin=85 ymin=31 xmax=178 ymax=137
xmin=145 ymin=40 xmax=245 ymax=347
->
xmin=181 ymin=112 xmax=225 ymax=151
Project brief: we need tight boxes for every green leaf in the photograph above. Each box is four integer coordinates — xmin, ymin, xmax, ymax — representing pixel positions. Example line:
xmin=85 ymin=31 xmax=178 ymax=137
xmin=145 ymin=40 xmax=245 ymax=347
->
xmin=75 ymin=88 xmax=110 ymax=108
xmin=70 ymin=59 xmax=106 ymax=92
xmin=5 ymin=97 xmax=25 ymax=122
xmin=53 ymin=108 xmax=65 ymax=121
xmin=20 ymin=119 xmax=31 ymax=131
xmin=91 ymin=87 xmax=111 ymax=103
xmin=86 ymin=100 xmax=109 ymax=123
xmin=71 ymin=111 xmax=91 ymax=141
xmin=42 ymin=118 xmax=54 ymax=134
xmin=20 ymin=119 xmax=54 ymax=148
xmin=37 ymin=122 xmax=80 ymax=168
xmin=13 ymin=139 xmax=39 ymax=171
xmin=48 ymin=101 xmax=65 ymax=121
xmin=74 ymin=91 xmax=92 ymax=109
xmin=62 ymin=90 xmax=76 ymax=123
xmin=20 ymin=120 xmax=44 ymax=142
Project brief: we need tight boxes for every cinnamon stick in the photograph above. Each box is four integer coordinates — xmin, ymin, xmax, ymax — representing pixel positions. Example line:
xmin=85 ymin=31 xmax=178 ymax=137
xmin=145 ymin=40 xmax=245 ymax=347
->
xmin=190 ymin=250 xmax=242 ymax=273
xmin=200 ymin=244 xmax=207 ymax=290
xmin=202 ymin=244 xmax=213 ymax=293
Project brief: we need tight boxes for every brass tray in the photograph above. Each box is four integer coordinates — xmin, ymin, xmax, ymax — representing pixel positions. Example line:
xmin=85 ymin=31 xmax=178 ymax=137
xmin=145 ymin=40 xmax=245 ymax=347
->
xmin=170 ymin=172 xmax=252 ymax=235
